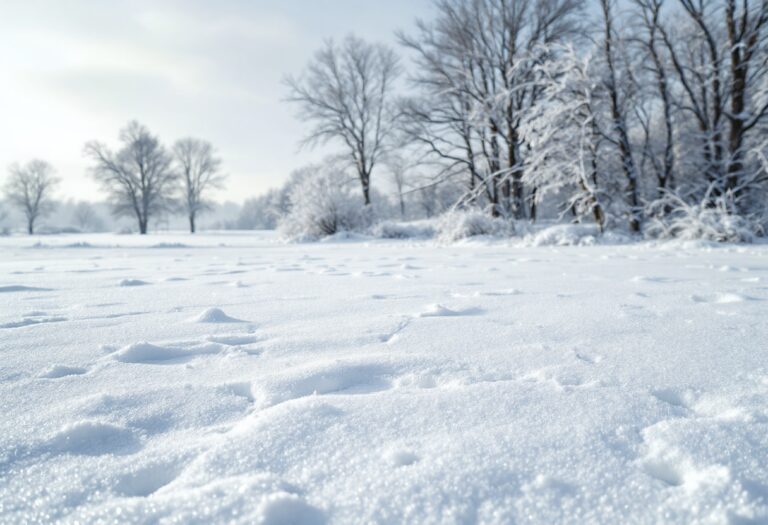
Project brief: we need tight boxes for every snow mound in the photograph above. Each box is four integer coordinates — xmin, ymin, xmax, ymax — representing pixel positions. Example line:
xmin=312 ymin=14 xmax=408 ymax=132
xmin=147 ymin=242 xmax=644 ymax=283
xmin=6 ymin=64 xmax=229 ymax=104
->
xmin=417 ymin=304 xmax=461 ymax=317
xmin=417 ymin=304 xmax=481 ymax=317
xmin=0 ymin=285 xmax=51 ymax=293
xmin=112 ymin=342 xmax=221 ymax=363
xmin=191 ymin=307 xmax=246 ymax=323
xmin=38 ymin=365 xmax=87 ymax=379
xmin=119 ymin=279 xmax=150 ymax=287
xmin=46 ymin=421 xmax=137 ymax=456
xmin=257 ymin=492 xmax=325 ymax=525
xmin=371 ymin=220 xmax=436 ymax=239
xmin=254 ymin=360 xmax=394 ymax=408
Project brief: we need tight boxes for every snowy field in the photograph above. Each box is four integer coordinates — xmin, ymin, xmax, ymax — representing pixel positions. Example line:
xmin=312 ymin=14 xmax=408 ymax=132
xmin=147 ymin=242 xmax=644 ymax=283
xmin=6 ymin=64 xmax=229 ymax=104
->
xmin=1 ymin=232 xmax=767 ymax=524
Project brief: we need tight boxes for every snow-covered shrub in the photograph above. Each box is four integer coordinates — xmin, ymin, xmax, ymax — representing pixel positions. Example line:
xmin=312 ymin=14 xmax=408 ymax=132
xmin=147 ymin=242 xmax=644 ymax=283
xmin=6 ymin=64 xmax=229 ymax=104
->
xmin=278 ymin=166 xmax=372 ymax=241
xmin=371 ymin=220 xmax=436 ymax=239
xmin=436 ymin=210 xmax=513 ymax=242
xmin=645 ymin=195 xmax=762 ymax=243
xmin=525 ymin=223 xmax=600 ymax=246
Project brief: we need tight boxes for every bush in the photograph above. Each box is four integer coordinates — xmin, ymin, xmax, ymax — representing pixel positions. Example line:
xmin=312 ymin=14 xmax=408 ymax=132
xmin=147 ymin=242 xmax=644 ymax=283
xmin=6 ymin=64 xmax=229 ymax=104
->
xmin=645 ymin=195 xmax=763 ymax=243
xmin=525 ymin=224 xmax=600 ymax=246
xmin=278 ymin=166 xmax=372 ymax=241
xmin=435 ymin=210 xmax=513 ymax=242
xmin=371 ymin=220 xmax=436 ymax=239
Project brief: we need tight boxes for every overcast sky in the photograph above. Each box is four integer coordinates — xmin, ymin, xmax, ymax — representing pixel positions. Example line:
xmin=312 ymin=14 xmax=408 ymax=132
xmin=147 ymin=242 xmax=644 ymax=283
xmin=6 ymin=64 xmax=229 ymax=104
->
xmin=0 ymin=0 xmax=433 ymax=203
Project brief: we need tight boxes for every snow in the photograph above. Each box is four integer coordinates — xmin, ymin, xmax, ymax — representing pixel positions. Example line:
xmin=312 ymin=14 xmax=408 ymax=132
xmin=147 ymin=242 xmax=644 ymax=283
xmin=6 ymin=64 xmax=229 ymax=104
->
xmin=1 ymin=231 xmax=767 ymax=524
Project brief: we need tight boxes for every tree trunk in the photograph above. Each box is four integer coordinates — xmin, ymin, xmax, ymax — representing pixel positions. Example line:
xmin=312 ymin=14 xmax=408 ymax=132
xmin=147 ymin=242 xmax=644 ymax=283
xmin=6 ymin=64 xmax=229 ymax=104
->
xmin=360 ymin=172 xmax=371 ymax=206
xmin=27 ymin=219 xmax=34 ymax=235
xmin=601 ymin=0 xmax=640 ymax=233
xmin=725 ymin=2 xmax=748 ymax=199
xmin=529 ymin=186 xmax=538 ymax=223
xmin=189 ymin=214 xmax=196 ymax=234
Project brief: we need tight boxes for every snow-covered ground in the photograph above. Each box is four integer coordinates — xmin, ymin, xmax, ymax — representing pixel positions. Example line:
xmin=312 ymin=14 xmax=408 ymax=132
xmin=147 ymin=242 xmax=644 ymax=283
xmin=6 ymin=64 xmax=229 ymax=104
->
xmin=1 ymin=232 xmax=767 ymax=524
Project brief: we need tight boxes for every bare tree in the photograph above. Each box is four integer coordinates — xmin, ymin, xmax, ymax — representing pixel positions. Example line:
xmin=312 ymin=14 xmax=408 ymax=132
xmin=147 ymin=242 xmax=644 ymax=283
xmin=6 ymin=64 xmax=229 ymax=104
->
xmin=173 ymin=138 xmax=225 ymax=233
xmin=633 ymin=0 xmax=676 ymax=196
xmin=72 ymin=201 xmax=103 ymax=232
xmin=285 ymin=35 xmax=401 ymax=206
xmin=384 ymin=155 xmax=412 ymax=218
xmin=3 ymin=160 xmax=60 ymax=234
xmin=85 ymin=121 xmax=177 ymax=235
xmin=399 ymin=0 xmax=585 ymax=218
xmin=521 ymin=46 xmax=607 ymax=231
xmin=598 ymin=0 xmax=642 ymax=232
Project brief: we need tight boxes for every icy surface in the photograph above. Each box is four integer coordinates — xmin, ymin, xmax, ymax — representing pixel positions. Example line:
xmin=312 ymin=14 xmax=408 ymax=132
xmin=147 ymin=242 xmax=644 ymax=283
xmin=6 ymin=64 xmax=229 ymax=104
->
xmin=1 ymin=232 xmax=767 ymax=524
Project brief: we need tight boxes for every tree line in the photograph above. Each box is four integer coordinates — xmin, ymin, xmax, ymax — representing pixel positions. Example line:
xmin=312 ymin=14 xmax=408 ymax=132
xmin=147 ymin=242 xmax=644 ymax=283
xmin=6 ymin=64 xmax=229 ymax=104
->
xmin=4 ymin=0 xmax=767 ymax=239
xmin=285 ymin=0 xmax=768 ymax=239
xmin=2 ymin=122 xmax=225 ymax=234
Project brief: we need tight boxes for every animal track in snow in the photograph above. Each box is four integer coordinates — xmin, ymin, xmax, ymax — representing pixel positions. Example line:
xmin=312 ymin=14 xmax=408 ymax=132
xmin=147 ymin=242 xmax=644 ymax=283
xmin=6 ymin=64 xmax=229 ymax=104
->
xmin=639 ymin=425 xmax=731 ymax=490
xmin=380 ymin=318 xmax=412 ymax=344
xmin=523 ymin=367 xmax=597 ymax=391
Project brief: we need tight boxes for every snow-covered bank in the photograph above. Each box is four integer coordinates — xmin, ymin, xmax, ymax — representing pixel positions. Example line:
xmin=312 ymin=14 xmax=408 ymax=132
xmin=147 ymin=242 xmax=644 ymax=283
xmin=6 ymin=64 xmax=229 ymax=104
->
xmin=1 ymin=233 xmax=767 ymax=524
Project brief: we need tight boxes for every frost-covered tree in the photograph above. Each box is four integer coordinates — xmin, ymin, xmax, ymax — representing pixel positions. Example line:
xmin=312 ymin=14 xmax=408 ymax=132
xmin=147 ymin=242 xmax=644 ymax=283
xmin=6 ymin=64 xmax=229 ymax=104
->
xmin=399 ymin=0 xmax=585 ymax=218
xmin=278 ymin=160 xmax=373 ymax=239
xmin=72 ymin=201 xmax=104 ymax=232
xmin=286 ymin=35 xmax=400 ymax=206
xmin=596 ymin=0 xmax=642 ymax=232
xmin=522 ymin=47 xmax=608 ymax=230
xmin=647 ymin=0 xmax=768 ymax=208
xmin=85 ymin=121 xmax=177 ymax=235
xmin=173 ymin=138 xmax=226 ymax=233
xmin=3 ymin=160 xmax=60 ymax=234
xmin=384 ymin=155 xmax=412 ymax=219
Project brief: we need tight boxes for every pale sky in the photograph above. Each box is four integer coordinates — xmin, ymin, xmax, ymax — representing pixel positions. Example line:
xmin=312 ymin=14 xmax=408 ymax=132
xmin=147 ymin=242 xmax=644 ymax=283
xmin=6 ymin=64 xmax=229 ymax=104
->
xmin=0 ymin=0 xmax=433 ymax=203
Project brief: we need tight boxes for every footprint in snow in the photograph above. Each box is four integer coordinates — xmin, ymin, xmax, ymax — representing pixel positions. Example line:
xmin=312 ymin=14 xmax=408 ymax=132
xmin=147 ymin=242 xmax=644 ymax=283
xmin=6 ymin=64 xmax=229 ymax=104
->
xmin=119 ymin=279 xmax=150 ymax=287
xmin=384 ymin=448 xmax=420 ymax=467
xmin=574 ymin=350 xmax=603 ymax=365
xmin=114 ymin=460 xmax=185 ymax=497
xmin=651 ymin=388 xmax=696 ymax=409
